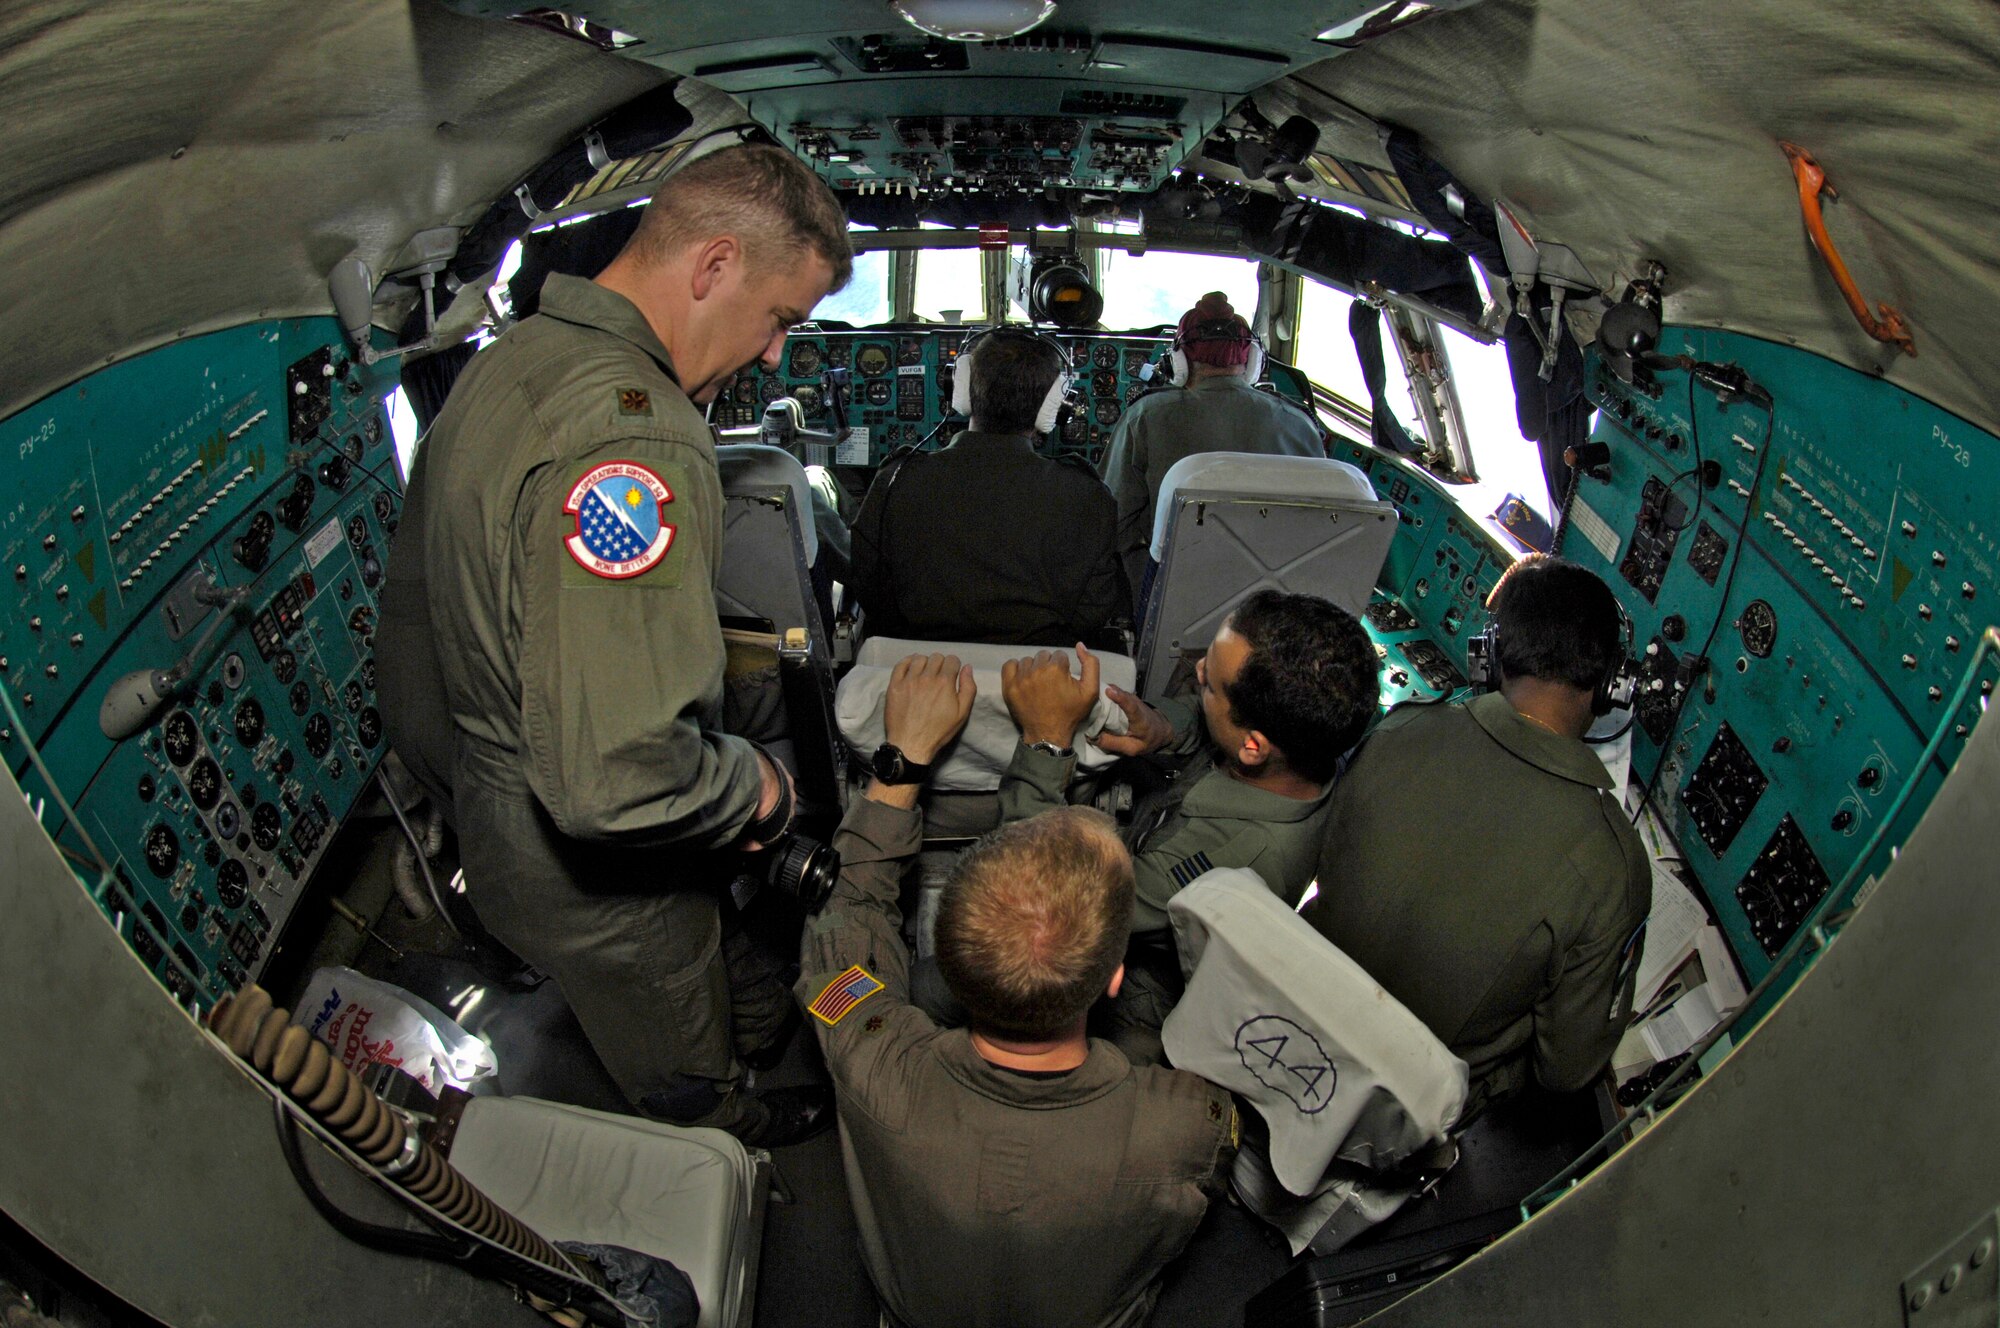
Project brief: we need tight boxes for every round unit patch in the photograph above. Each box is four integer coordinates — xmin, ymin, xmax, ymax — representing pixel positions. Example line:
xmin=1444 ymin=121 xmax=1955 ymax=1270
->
xmin=564 ymin=461 xmax=675 ymax=579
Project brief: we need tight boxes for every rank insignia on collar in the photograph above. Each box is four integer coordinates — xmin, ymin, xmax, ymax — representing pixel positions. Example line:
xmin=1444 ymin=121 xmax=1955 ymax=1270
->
xmin=809 ymin=964 xmax=884 ymax=1026
xmin=618 ymin=387 xmax=651 ymax=416
xmin=564 ymin=460 xmax=675 ymax=579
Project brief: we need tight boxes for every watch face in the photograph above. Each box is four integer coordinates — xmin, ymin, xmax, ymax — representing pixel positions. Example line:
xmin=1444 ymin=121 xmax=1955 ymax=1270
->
xmin=871 ymin=744 xmax=905 ymax=783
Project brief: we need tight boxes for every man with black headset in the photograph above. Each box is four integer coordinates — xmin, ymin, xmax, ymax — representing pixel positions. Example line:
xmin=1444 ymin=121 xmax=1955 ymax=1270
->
xmin=1303 ymin=554 xmax=1651 ymax=1121
xmin=848 ymin=327 xmax=1127 ymax=649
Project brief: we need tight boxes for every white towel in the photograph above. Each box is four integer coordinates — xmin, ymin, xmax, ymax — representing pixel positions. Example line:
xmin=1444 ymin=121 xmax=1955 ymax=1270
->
xmin=835 ymin=638 xmax=1137 ymax=793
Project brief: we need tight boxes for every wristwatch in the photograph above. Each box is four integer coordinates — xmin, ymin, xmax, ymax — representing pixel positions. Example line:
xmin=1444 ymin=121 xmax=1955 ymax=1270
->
xmin=1026 ymin=740 xmax=1075 ymax=760
xmin=870 ymin=743 xmax=934 ymax=786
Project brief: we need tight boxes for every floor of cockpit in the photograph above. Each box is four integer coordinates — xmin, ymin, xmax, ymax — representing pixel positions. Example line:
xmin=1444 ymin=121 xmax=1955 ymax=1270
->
xmin=280 ymin=819 xmax=1292 ymax=1328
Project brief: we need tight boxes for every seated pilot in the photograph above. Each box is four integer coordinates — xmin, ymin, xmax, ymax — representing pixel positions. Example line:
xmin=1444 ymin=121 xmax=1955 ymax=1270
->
xmin=997 ymin=590 xmax=1380 ymax=1062
xmin=798 ymin=653 xmax=1237 ymax=1328
xmin=848 ymin=328 xmax=1127 ymax=649
xmin=1098 ymin=292 xmax=1325 ymax=600
xmin=1302 ymin=554 xmax=1650 ymax=1121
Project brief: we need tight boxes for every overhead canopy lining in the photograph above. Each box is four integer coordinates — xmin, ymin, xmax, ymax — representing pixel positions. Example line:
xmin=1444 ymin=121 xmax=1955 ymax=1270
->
xmin=0 ymin=0 xmax=669 ymax=421
xmin=1280 ymin=0 xmax=2000 ymax=438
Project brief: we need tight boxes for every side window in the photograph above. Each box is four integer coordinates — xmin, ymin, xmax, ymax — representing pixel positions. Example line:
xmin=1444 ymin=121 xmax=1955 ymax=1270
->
xmin=1293 ymin=280 xmax=1418 ymax=428
xmin=1439 ymin=325 xmax=1551 ymax=518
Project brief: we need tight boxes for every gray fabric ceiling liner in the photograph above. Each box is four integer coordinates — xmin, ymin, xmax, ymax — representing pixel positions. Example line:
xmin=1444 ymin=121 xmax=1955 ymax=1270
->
xmin=0 ymin=0 xmax=668 ymax=419
xmin=1278 ymin=0 xmax=2000 ymax=437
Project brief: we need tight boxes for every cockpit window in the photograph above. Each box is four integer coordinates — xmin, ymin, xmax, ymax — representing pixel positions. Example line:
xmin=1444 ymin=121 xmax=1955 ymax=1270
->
xmin=1439 ymin=323 xmax=1551 ymax=518
xmin=812 ymin=245 xmax=891 ymax=326
xmin=1097 ymin=248 xmax=1260 ymax=331
xmin=1293 ymin=279 xmax=1418 ymax=429
xmin=912 ymin=235 xmax=986 ymax=323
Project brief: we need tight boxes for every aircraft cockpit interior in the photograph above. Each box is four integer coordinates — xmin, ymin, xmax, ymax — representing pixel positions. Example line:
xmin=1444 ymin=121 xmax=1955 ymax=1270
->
xmin=3 ymin=3 xmax=1998 ymax=1326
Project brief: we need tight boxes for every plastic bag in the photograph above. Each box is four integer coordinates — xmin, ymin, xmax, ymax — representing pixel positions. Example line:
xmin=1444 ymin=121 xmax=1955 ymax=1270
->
xmin=294 ymin=965 xmax=498 ymax=1093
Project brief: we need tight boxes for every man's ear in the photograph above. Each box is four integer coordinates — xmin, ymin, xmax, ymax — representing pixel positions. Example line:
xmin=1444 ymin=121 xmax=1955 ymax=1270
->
xmin=688 ymin=234 xmax=742 ymax=302
xmin=1106 ymin=962 xmax=1125 ymax=1000
xmin=1238 ymin=730 xmax=1276 ymax=770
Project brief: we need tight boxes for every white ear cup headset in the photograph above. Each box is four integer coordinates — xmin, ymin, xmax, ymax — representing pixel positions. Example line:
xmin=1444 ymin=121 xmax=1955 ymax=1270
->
xmin=1168 ymin=319 xmax=1265 ymax=386
xmin=951 ymin=327 xmax=1076 ymax=434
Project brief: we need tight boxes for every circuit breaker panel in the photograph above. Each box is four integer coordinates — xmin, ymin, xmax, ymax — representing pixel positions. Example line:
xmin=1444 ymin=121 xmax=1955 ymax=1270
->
xmin=1 ymin=320 xmax=401 ymax=1011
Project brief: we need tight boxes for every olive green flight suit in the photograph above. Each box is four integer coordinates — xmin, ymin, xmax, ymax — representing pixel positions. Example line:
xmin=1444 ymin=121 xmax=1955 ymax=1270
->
xmin=798 ymin=794 xmax=1237 ymax=1328
xmin=1098 ymin=376 xmax=1325 ymax=600
xmin=374 ymin=274 xmax=784 ymax=1127
xmin=1303 ymin=692 xmax=1652 ymax=1120
xmin=998 ymin=697 xmax=1333 ymax=1062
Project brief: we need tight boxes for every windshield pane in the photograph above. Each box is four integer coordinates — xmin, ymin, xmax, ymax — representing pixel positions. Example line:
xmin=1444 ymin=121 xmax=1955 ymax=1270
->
xmin=811 ymin=246 xmax=891 ymax=326
xmin=1097 ymin=249 xmax=1260 ymax=331
xmin=913 ymin=243 xmax=986 ymax=323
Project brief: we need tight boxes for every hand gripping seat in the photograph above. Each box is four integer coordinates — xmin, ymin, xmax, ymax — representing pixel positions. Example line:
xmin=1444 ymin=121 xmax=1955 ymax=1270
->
xmin=448 ymin=1095 xmax=771 ymax=1328
xmin=1136 ymin=453 xmax=1394 ymax=701
xmin=1161 ymin=868 xmax=1467 ymax=1255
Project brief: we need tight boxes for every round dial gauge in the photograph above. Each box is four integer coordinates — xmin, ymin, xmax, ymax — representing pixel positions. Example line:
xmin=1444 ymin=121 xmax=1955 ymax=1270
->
xmin=733 ymin=377 xmax=756 ymax=404
xmin=1091 ymin=342 xmax=1117 ymax=370
xmin=1092 ymin=368 xmax=1118 ymax=397
xmin=787 ymin=341 xmax=823 ymax=377
xmin=304 ymin=713 xmax=334 ymax=760
xmin=1738 ymin=599 xmax=1778 ymax=658
xmin=234 ymin=696 xmax=265 ymax=747
xmin=791 ymin=385 xmax=821 ymax=414
xmin=186 ymin=756 xmax=223 ymax=811
xmin=290 ymin=679 xmax=312 ymax=716
xmin=251 ymin=801 xmax=283 ymax=851
xmin=855 ymin=344 xmax=892 ymax=378
xmin=865 ymin=378 xmax=893 ymax=407
xmin=215 ymin=859 xmax=250 ymax=908
xmin=1093 ymin=397 xmax=1123 ymax=427
xmin=357 ymin=706 xmax=383 ymax=749
xmin=1123 ymin=349 xmax=1153 ymax=375
xmin=143 ymin=823 xmax=180 ymax=878
xmin=758 ymin=376 xmax=784 ymax=402
xmin=163 ymin=710 xmax=198 ymax=767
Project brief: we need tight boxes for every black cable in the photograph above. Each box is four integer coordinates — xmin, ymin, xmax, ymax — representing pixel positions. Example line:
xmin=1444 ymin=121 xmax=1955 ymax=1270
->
xmin=1630 ymin=395 xmax=1776 ymax=825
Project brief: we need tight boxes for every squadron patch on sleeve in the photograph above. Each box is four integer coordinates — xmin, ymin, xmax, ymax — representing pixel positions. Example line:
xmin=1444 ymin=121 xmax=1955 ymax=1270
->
xmin=563 ymin=460 xmax=675 ymax=579
xmin=808 ymin=964 xmax=885 ymax=1027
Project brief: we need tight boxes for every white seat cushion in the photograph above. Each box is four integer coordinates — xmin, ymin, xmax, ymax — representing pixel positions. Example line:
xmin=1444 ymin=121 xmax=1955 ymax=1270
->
xmin=449 ymin=1096 xmax=760 ymax=1328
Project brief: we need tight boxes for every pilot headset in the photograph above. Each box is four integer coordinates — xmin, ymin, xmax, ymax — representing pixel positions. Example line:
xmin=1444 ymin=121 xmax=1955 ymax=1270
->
xmin=1167 ymin=295 xmax=1266 ymax=386
xmin=1466 ymin=597 xmax=1637 ymax=718
xmin=950 ymin=326 xmax=1076 ymax=435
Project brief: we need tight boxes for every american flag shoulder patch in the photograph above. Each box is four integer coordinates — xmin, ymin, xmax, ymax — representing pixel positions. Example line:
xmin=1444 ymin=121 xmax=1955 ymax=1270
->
xmin=808 ymin=964 xmax=885 ymax=1027
xmin=1169 ymin=851 xmax=1214 ymax=889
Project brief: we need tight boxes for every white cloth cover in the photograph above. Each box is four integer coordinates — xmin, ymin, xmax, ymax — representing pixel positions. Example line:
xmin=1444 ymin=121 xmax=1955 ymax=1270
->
xmin=449 ymin=1096 xmax=761 ymax=1328
xmin=835 ymin=637 xmax=1135 ymax=792
xmin=1162 ymin=868 xmax=1467 ymax=1196
xmin=1149 ymin=451 xmax=1379 ymax=560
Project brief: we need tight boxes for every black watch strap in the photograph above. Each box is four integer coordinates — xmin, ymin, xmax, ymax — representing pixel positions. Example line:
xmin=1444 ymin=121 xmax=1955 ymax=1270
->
xmin=871 ymin=743 xmax=934 ymax=786
xmin=742 ymin=741 xmax=796 ymax=844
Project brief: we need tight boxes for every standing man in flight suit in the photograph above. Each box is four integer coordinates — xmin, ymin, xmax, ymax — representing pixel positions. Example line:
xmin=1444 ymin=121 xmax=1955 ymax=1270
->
xmin=799 ymin=652 xmax=1237 ymax=1328
xmin=996 ymin=590 xmax=1380 ymax=1062
xmin=1303 ymin=556 xmax=1651 ymax=1121
xmin=1099 ymin=292 xmax=1325 ymax=602
xmin=375 ymin=144 xmax=852 ymax=1145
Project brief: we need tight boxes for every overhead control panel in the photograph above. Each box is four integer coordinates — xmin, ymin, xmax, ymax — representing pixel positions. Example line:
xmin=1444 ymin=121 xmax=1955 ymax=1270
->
xmin=1560 ymin=329 xmax=1999 ymax=981
xmin=0 ymin=319 xmax=401 ymax=1011
xmin=789 ymin=109 xmax=1191 ymax=196
xmin=711 ymin=328 xmax=1226 ymax=468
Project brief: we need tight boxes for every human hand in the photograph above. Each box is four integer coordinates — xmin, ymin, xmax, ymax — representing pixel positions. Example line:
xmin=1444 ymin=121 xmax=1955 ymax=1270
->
xmin=1089 ymin=684 xmax=1176 ymax=757
xmin=1001 ymin=643 xmax=1101 ymax=749
xmin=884 ymin=653 xmax=977 ymax=763
xmin=740 ymin=747 xmax=794 ymax=852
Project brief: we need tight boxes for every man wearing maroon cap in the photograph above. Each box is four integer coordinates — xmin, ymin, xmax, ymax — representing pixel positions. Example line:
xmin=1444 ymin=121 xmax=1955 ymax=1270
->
xmin=1099 ymin=291 xmax=1326 ymax=602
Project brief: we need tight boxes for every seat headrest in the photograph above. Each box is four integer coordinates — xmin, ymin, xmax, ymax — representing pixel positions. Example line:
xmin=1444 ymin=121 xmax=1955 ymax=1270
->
xmin=715 ymin=443 xmax=816 ymax=552
xmin=1150 ymin=453 xmax=1378 ymax=559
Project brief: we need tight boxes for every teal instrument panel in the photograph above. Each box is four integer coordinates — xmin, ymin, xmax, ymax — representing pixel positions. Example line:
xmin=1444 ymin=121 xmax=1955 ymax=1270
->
xmin=1561 ymin=329 xmax=1998 ymax=982
xmin=0 ymin=320 xmax=401 ymax=1010
xmin=708 ymin=328 xmax=1177 ymax=467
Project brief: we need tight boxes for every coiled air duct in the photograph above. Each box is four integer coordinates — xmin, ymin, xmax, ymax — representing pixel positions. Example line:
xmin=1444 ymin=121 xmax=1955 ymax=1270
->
xmin=208 ymin=985 xmax=591 ymax=1282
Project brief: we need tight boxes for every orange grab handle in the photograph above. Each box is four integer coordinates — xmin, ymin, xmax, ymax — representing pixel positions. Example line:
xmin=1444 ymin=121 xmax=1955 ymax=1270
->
xmin=1780 ymin=142 xmax=1916 ymax=356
